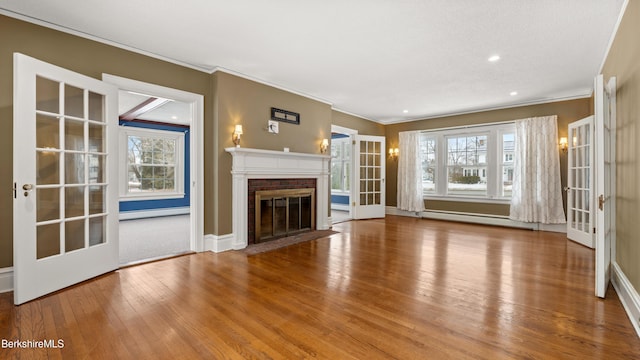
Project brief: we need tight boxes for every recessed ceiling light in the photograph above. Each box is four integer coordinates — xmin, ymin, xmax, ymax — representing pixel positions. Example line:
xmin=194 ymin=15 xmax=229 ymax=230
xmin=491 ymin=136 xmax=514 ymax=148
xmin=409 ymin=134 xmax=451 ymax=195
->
xmin=510 ymin=91 xmax=518 ymax=96
xmin=403 ymin=110 xmax=409 ymax=114
xmin=171 ymin=115 xmax=178 ymax=120
xmin=488 ymin=55 xmax=500 ymax=62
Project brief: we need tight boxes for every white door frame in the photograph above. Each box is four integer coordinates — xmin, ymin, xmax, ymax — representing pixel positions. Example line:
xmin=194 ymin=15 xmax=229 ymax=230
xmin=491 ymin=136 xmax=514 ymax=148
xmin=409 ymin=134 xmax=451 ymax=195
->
xmin=330 ymin=124 xmax=358 ymax=221
xmin=594 ymin=75 xmax=616 ymax=298
xmin=566 ymin=116 xmax=595 ymax=248
xmin=352 ymin=134 xmax=386 ymax=219
xmin=102 ymin=74 xmax=204 ymax=253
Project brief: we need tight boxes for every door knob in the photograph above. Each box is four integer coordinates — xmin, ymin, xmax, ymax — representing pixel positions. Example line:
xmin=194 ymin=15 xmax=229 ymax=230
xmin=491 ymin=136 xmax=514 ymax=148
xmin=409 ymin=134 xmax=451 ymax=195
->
xmin=563 ymin=186 xmax=570 ymax=192
xmin=598 ymin=194 xmax=605 ymax=211
xmin=22 ymin=183 xmax=34 ymax=197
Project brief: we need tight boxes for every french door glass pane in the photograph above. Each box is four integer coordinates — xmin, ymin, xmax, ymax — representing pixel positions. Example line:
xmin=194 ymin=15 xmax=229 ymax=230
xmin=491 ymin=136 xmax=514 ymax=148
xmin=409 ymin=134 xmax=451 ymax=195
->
xmin=32 ymin=69 xmax=110 ymax=264
xmin=88 ymin=124 xmax=105 ymax=152
xmin=36 ymin=76 xmax=59 ymax=113
xmin=89 ymin=216 xmax=106 ymax=246
xmin=64 ymin=84 xmax=84 ymax=118
xmin=36 ymin=152 xmax=60 ymax=185
xmin=36 ymin=114 xmax=60 ymax=149
xmin=65 ymin=120 xmax=84 ymax=151
xmin=89 ymin=186 xmax=105 ymax=214
xmin=88 ymin=154 xmax=104 ymax=183
xmin=37 ymin=223 xmax=60 ymax=259
xmin=65 ymin=220 xmax=85 ymax=252
xmin=37 ymin=188 xmax=60 ymax=222
xmin=65 ymin=186 xmax=85 ymax=218
xmin=88 ymin=91 xmax=105 ymax=122
xmin=359 ymin=140 xmax=381 ymax=205
xmin=65 ymin=154 xmax=85 ymax=184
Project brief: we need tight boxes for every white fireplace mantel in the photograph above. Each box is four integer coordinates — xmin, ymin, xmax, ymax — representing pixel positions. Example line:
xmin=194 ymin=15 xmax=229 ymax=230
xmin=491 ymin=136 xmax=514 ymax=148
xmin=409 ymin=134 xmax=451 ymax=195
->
xmin=222 ymin=147 xmax=331 ymax=251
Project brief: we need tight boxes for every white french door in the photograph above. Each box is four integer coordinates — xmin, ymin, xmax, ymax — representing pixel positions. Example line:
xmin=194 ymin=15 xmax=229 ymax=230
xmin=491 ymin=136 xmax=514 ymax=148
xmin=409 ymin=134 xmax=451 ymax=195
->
xmin=566 ymin=116 xmax=594 ymax=248
xmin=594 ymin=75 xmax=616 ymax=299
xmin=13 ymin=54 xmax=119 ymax=305
xmin=352 ymin=135 xmax=385 ymax=219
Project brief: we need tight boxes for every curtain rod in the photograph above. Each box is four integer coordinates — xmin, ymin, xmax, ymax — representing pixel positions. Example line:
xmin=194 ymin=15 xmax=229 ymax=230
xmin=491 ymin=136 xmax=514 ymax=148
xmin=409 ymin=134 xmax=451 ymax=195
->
xmin=417 ymin=119 xmax=515 ymax=134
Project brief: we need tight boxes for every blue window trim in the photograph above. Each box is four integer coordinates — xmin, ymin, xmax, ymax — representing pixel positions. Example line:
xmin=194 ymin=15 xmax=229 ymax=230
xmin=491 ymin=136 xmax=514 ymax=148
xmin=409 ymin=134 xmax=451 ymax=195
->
xmin=119 ymin=120 xmax=190 ymax=212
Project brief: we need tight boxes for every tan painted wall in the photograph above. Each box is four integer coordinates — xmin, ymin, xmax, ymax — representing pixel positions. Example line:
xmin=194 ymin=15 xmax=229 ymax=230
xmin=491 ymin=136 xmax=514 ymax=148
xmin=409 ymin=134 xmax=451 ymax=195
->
xmin=602 ymin=0 xmax=640 ymax=293
xmin=384 ymin=98 xmax=592 ymax=215
xmin=332 ymin=110 xmax=385 ymax=136
xmin=213 ymin=72 xmax=333 ymax=235
xmin=0 ymin=15 xmax=213 ymax=267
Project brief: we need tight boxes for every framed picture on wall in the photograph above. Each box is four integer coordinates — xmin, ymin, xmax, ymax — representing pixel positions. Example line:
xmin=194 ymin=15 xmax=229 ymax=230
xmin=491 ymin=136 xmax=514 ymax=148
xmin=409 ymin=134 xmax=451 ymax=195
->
xmin=271 ymin=107 xmax=300 ymax=125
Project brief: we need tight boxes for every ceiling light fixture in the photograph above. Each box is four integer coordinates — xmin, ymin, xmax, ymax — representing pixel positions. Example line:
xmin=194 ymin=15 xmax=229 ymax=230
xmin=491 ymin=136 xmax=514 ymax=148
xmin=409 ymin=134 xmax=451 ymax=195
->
xmin=403 ymin=110 xmax=409 ymax=114
xmin=488 ymin=55 xmax=500 ymax=62
xmin=510 ymin=91 xmax=518 ymax=96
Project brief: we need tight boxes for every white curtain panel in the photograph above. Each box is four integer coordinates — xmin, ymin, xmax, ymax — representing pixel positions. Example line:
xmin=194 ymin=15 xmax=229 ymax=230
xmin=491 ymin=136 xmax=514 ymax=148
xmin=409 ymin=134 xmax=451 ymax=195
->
xmin=510 ymin=115 xmax=566 ymax=224
xmin=397 ymin=131 xmax=425 ymax=212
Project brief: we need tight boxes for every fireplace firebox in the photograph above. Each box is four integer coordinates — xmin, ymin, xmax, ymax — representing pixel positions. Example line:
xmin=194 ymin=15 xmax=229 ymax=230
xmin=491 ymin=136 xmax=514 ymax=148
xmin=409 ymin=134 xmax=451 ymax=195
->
xmin=255 ymin=188 xmax=315 ymax=243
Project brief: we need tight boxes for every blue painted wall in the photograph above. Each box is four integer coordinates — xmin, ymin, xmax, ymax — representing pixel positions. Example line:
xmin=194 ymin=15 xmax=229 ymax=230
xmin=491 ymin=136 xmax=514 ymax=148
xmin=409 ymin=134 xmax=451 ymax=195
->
xmin=119 ymin=120 xmax=190 ymax=212
xmin=331 ymin=194 xmax=350 ymax=205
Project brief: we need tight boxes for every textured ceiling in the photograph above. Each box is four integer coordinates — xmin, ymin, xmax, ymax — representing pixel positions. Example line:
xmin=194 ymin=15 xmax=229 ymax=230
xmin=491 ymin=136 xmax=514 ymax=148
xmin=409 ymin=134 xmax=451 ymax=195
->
xmin=0 ymin=0 xmax=626 ymax=124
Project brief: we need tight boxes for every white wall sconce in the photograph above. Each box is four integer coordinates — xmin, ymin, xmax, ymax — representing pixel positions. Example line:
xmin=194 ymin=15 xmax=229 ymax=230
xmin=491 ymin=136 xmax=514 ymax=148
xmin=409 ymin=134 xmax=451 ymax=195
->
xmin=389 ymin=147 xmax=399 ymax=160
xmin=233 ymin=124 xmax=243 ymax=147
xmin=320 ymin=138 xmax=329 ymax=154
xmin=559 ymin=137 xmax=568 ymax=154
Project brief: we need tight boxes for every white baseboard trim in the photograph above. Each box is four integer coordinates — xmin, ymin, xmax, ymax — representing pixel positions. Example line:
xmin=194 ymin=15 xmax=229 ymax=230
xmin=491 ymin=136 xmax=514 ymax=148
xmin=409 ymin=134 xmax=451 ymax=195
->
xmin=386 ymin=206 xmax=567 ymax=233
xmin=331 ymin=204 xmax=350 ymax=212
xmin=119 ymin=207 xmax=190 ymax=220
xmin=611 ymin=261 xmax=640 ymax=338
xmin=204 ymin=233 xmax=236 ymax=253
xmin=0 ymin=267 xmax=14 ymax=293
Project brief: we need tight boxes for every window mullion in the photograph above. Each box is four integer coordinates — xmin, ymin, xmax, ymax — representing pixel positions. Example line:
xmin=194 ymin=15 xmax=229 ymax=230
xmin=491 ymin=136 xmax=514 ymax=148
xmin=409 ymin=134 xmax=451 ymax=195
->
xmin=486 ymin=130 xmax=498 ymax=198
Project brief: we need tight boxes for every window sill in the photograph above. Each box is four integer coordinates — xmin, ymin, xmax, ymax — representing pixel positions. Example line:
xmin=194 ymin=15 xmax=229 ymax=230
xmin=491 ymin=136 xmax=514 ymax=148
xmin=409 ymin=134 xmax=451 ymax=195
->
xmin=120 ymin=193 xmax=185 ymax=202
xmin=423 ymin=195 xmax=511 ymax=205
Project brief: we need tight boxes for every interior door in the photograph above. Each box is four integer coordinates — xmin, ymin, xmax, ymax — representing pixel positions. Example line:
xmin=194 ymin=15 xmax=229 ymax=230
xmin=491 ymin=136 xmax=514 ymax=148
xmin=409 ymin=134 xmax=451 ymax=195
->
xmin=594 ymin=75 xmax=616 ymax=298
xmin=352 ymin=135 xmax=385 ymax=219
xmin=566 ymin=116 xmax=594 ymax=248
xmin=13 ymin=53 xmax=119 ymax=305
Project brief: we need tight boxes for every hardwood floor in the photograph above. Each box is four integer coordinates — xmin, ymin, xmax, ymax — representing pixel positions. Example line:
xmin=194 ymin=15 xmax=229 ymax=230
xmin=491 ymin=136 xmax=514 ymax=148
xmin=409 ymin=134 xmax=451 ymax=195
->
xmin=1 ymin=216 xmax=639 ymax=359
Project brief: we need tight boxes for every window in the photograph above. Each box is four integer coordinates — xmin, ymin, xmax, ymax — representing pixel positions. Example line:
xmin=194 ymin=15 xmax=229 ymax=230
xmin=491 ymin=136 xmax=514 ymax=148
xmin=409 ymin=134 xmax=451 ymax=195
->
xmin=420 ymin=123 xmax=515 ymax=201
xmin=501 ymin=132 xmax=515 ymax=197
xmin=120 ymin=127 xmax=185 ymax=200
xmin=331 ymin=136 xmax=351 ymax=193
xmin=446 ymin=134 xmax=488 ymax=196
xmin=420 ymin=136 xmax=436 ymax=194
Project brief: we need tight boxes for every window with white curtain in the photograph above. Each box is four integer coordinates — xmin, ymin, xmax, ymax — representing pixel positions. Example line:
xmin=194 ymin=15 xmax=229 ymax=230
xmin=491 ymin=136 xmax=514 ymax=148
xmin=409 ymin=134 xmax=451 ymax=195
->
xmin=419 ymin=123 xmax=515 ymax=201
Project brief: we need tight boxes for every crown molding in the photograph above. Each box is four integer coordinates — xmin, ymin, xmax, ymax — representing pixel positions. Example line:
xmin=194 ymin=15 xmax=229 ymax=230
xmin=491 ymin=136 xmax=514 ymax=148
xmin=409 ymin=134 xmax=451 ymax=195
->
xmin=598 ymin=0 xmax=630 ymax=75
xmin=0 ymin=9 xmax=214 ymax=74
xmin=376 ymin=92 xmax=593 ymax=125
xmin=211 ymin=67 xmax=334 ymax=106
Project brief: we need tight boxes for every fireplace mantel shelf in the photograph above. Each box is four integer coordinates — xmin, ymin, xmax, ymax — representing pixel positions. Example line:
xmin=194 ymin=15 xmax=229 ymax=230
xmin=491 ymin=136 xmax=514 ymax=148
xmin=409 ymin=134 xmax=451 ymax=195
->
xmin=221 ymin=146 xmax=331 ymax=252
xmin=225 ymin=147 xmax=330 ymax=160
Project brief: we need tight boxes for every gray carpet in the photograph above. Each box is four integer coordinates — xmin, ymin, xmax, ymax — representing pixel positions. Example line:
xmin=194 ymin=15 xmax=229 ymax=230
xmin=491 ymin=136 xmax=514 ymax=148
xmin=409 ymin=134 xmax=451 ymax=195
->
xmin=119 ymin=215 xmax=191 ymax=265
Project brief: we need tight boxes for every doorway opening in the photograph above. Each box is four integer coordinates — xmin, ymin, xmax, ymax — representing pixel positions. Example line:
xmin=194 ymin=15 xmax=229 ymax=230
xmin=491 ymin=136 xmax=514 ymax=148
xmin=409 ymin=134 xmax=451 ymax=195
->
xmin=102 ymin=75 xmax=204 ymax=266
xmin=330 ymin=125 xmax=357 ymax=224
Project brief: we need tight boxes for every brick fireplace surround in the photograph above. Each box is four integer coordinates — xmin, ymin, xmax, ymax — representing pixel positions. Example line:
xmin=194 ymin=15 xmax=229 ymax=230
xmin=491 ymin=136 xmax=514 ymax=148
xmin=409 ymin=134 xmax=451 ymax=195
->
xmin=218 ymin=147 xmax=330 ymax=252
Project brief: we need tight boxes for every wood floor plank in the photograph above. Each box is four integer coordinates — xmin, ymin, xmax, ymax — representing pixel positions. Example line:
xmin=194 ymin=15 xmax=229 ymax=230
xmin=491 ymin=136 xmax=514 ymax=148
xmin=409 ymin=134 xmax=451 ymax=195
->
xmin=1 ymin=216 xmax=640 ymax=359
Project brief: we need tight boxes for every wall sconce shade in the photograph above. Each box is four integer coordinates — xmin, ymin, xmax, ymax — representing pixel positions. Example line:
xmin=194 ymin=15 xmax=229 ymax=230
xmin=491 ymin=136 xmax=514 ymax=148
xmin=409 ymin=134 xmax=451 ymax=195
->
xmin=389 ymin=147 xmax=399 ymax=160
xmin=233 ymin=125 xmax=243 ymax=147
xmin=320 ymin=138 xmax=329 ymax=154
xmin=559 ymin=136 xmax=568 ymax=153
